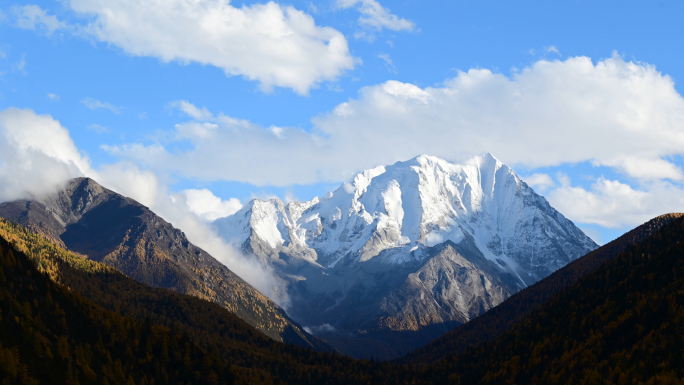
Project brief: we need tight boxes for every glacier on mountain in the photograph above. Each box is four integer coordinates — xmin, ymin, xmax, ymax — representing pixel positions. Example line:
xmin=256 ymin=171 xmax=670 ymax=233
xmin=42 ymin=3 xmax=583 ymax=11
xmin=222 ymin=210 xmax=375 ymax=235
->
xmin=214 ymin=153 xmax=597 ymax=358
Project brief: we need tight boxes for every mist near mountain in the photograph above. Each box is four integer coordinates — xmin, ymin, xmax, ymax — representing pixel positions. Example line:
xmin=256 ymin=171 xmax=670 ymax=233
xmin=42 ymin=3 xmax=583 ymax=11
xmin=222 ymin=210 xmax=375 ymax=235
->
xmin=0 ymin=178 xmax=327 ymax=350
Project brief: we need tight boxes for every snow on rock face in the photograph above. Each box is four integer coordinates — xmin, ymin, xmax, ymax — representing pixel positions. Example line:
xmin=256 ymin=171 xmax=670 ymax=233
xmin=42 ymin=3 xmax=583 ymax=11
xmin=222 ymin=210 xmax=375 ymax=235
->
xmin=213 ymin=153 xmax=597 ymax=353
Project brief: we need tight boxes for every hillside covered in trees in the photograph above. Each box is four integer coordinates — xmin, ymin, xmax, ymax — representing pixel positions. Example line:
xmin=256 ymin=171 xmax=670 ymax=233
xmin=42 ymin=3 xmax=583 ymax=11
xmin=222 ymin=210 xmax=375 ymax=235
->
xmin=0 ymin=219 xmax=430 ymax=384
xmin=401 ymin=213 xmax=684 ymax=365
xmin=431 ymin=214 xmax=684 ymax=384
xmin=3 ymin=213 xmax=684 ymax=384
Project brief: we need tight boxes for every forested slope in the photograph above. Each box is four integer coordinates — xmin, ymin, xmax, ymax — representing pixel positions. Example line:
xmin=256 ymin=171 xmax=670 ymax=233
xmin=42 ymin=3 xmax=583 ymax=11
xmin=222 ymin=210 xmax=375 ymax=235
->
xmin=430 ymin=214 xmax=684 ymax=384
xmin=4 ymin=213 xmax=684 ymax=384
xmin=0 ymin=219 xmax=430 ymax=384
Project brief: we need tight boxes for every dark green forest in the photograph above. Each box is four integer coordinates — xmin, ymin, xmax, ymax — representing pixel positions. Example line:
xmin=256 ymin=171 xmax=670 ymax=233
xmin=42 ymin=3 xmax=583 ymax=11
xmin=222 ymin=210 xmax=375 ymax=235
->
xmin=3 ymin=215 xmax=684 ymax=384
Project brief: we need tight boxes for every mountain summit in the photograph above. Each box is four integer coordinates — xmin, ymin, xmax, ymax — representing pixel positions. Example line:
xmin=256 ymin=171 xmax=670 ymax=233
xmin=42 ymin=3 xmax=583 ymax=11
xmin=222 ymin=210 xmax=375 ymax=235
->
xmin=214 ymin=154 xmax=598 ymax=358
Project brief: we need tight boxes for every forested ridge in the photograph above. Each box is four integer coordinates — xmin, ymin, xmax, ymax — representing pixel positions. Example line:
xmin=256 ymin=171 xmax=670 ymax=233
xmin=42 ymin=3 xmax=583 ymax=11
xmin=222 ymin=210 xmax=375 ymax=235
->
xmin=3 ymin=214 xmax=684 ymax=384
xmin=401 ymin=213 xmax=684 ymax=365
xmin=432 ymin=214 xmax=684 ymax=384
xmin=0 ymin=219 xmax=431 ymax=384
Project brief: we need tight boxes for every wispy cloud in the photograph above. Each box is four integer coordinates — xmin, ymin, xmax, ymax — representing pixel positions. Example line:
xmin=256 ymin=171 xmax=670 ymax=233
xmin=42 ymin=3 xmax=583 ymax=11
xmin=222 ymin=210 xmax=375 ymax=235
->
xmin=167 ymin=100 xmax=213 ymax=120
xmin=87 ymin=124 xmax=109 ymax=133
xmin=81 ymin=97 xmax=120 ymax=114
xmin=545 ymin=45 xmax=561 ymax=55
xmin=12 ymin=5 xmax=67 ymax=36
xmin=337 ymin=0 xmax=415 ymax=35
xmin=378 ymin=53 xmax=397 ymax=74
xmin=15 ymin=55 xmax=27 ymax=75
xmin=46 ymin=93 xmax=60 ymax=101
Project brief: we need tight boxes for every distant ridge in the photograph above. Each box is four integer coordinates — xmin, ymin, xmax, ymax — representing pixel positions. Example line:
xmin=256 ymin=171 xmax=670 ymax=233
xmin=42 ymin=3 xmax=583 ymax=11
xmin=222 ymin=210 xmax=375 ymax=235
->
xmin=400 ymin=213 xmax=684 ymax=365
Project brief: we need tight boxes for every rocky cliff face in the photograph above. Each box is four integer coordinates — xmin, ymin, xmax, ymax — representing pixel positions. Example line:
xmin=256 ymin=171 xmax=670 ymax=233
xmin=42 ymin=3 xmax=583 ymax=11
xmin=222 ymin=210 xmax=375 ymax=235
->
xmin=214 ymin=154 xmax=597 ymax=359
xmin=0 ymin=177 xmax=331 ymax=352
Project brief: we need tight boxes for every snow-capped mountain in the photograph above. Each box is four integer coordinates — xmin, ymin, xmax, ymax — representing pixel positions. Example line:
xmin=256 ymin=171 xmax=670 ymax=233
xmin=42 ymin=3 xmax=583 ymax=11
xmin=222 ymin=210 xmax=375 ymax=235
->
xmin=214 ymin=154 xmax=597 ymax=359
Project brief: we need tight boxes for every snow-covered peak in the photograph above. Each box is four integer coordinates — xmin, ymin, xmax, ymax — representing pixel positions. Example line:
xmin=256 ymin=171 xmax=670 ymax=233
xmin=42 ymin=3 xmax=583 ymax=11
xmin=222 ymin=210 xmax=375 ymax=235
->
xmin=213 ymin=154 xmax=597 ymax=349
xmin=215 ymin=154 xmax=595 ymax=283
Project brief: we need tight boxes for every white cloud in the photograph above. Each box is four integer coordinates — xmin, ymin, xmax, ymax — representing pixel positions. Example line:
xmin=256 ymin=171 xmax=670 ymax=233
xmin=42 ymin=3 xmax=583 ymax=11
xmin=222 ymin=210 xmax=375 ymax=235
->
xmin=556 ymin=172 xmax=571 ymax=188
xmin=168 ymin=100 xmax=213 ymax=120
xmin=0 ymin=107 xmax=288 ymax=307
xmin=0 ymin=108 xmax=90 ymax=202
xmin=180 ymin=188 xmax=243 ymax=221
xmin=522 ymin=173 xmax=555 ymax=191
xmin=547 ymin=178 xmax=684 ymax=228
xmin=13 ymin=5 xmax=67 ymax=35
xmin=47 ymin=93 xmax=60 ymax=101
xmin=81 ymin=97 xmax=120 ymax=114
xmin=337 ymin=0 xmax=415 ymax=32
xmin=104 ymin=55 xmax=684 ymax=189
xmin=95 ymin=162 xmax=161 ymax=208
xmin=68 ymin=0 xmax=357 ymax=95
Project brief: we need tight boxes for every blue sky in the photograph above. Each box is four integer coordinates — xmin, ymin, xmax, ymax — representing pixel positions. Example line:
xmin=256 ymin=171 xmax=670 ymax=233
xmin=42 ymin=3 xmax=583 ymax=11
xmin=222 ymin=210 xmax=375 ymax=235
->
xmin=1 ymin=0 xmax=684 ymax=245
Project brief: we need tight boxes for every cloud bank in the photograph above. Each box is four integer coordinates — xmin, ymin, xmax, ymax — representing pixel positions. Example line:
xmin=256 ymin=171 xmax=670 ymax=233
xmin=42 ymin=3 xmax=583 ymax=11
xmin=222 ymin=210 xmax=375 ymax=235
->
xmin=104 ymin=55 xmax=684 ymax=228
xmin=547 ymin=178 xmax=684 ymax=228
xmin=68 ymin=0 xmax=357 ymax=94
xmin=108 ymin=55 xmax=684 ymax=184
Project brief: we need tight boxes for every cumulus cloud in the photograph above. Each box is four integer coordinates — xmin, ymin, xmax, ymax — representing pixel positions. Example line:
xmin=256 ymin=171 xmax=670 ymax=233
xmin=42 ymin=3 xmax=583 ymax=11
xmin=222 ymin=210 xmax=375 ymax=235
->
xmin=0 ymin=108 xmax=90 ymax=202
xmin=337 ymin=0 xmax=415 ymax=32
xmin=13 ymin=5 xmax=67 ymax=35
xmin=67 ymin=0 xmax=357 ymax=94
xmin=180 ymin=188 xmax=243 ymax=221
xmin=81 ymin=97 xmax=120 ymax=114
xmin=104 ymin=55 xmax=684 ymax=189
xmin=0 ymin=107 xmax=287 ymax=306
xmin=547 ymin=178 xmax=684 ymax=228
xmin=522 ymin=173 xmax=555 ymax=191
